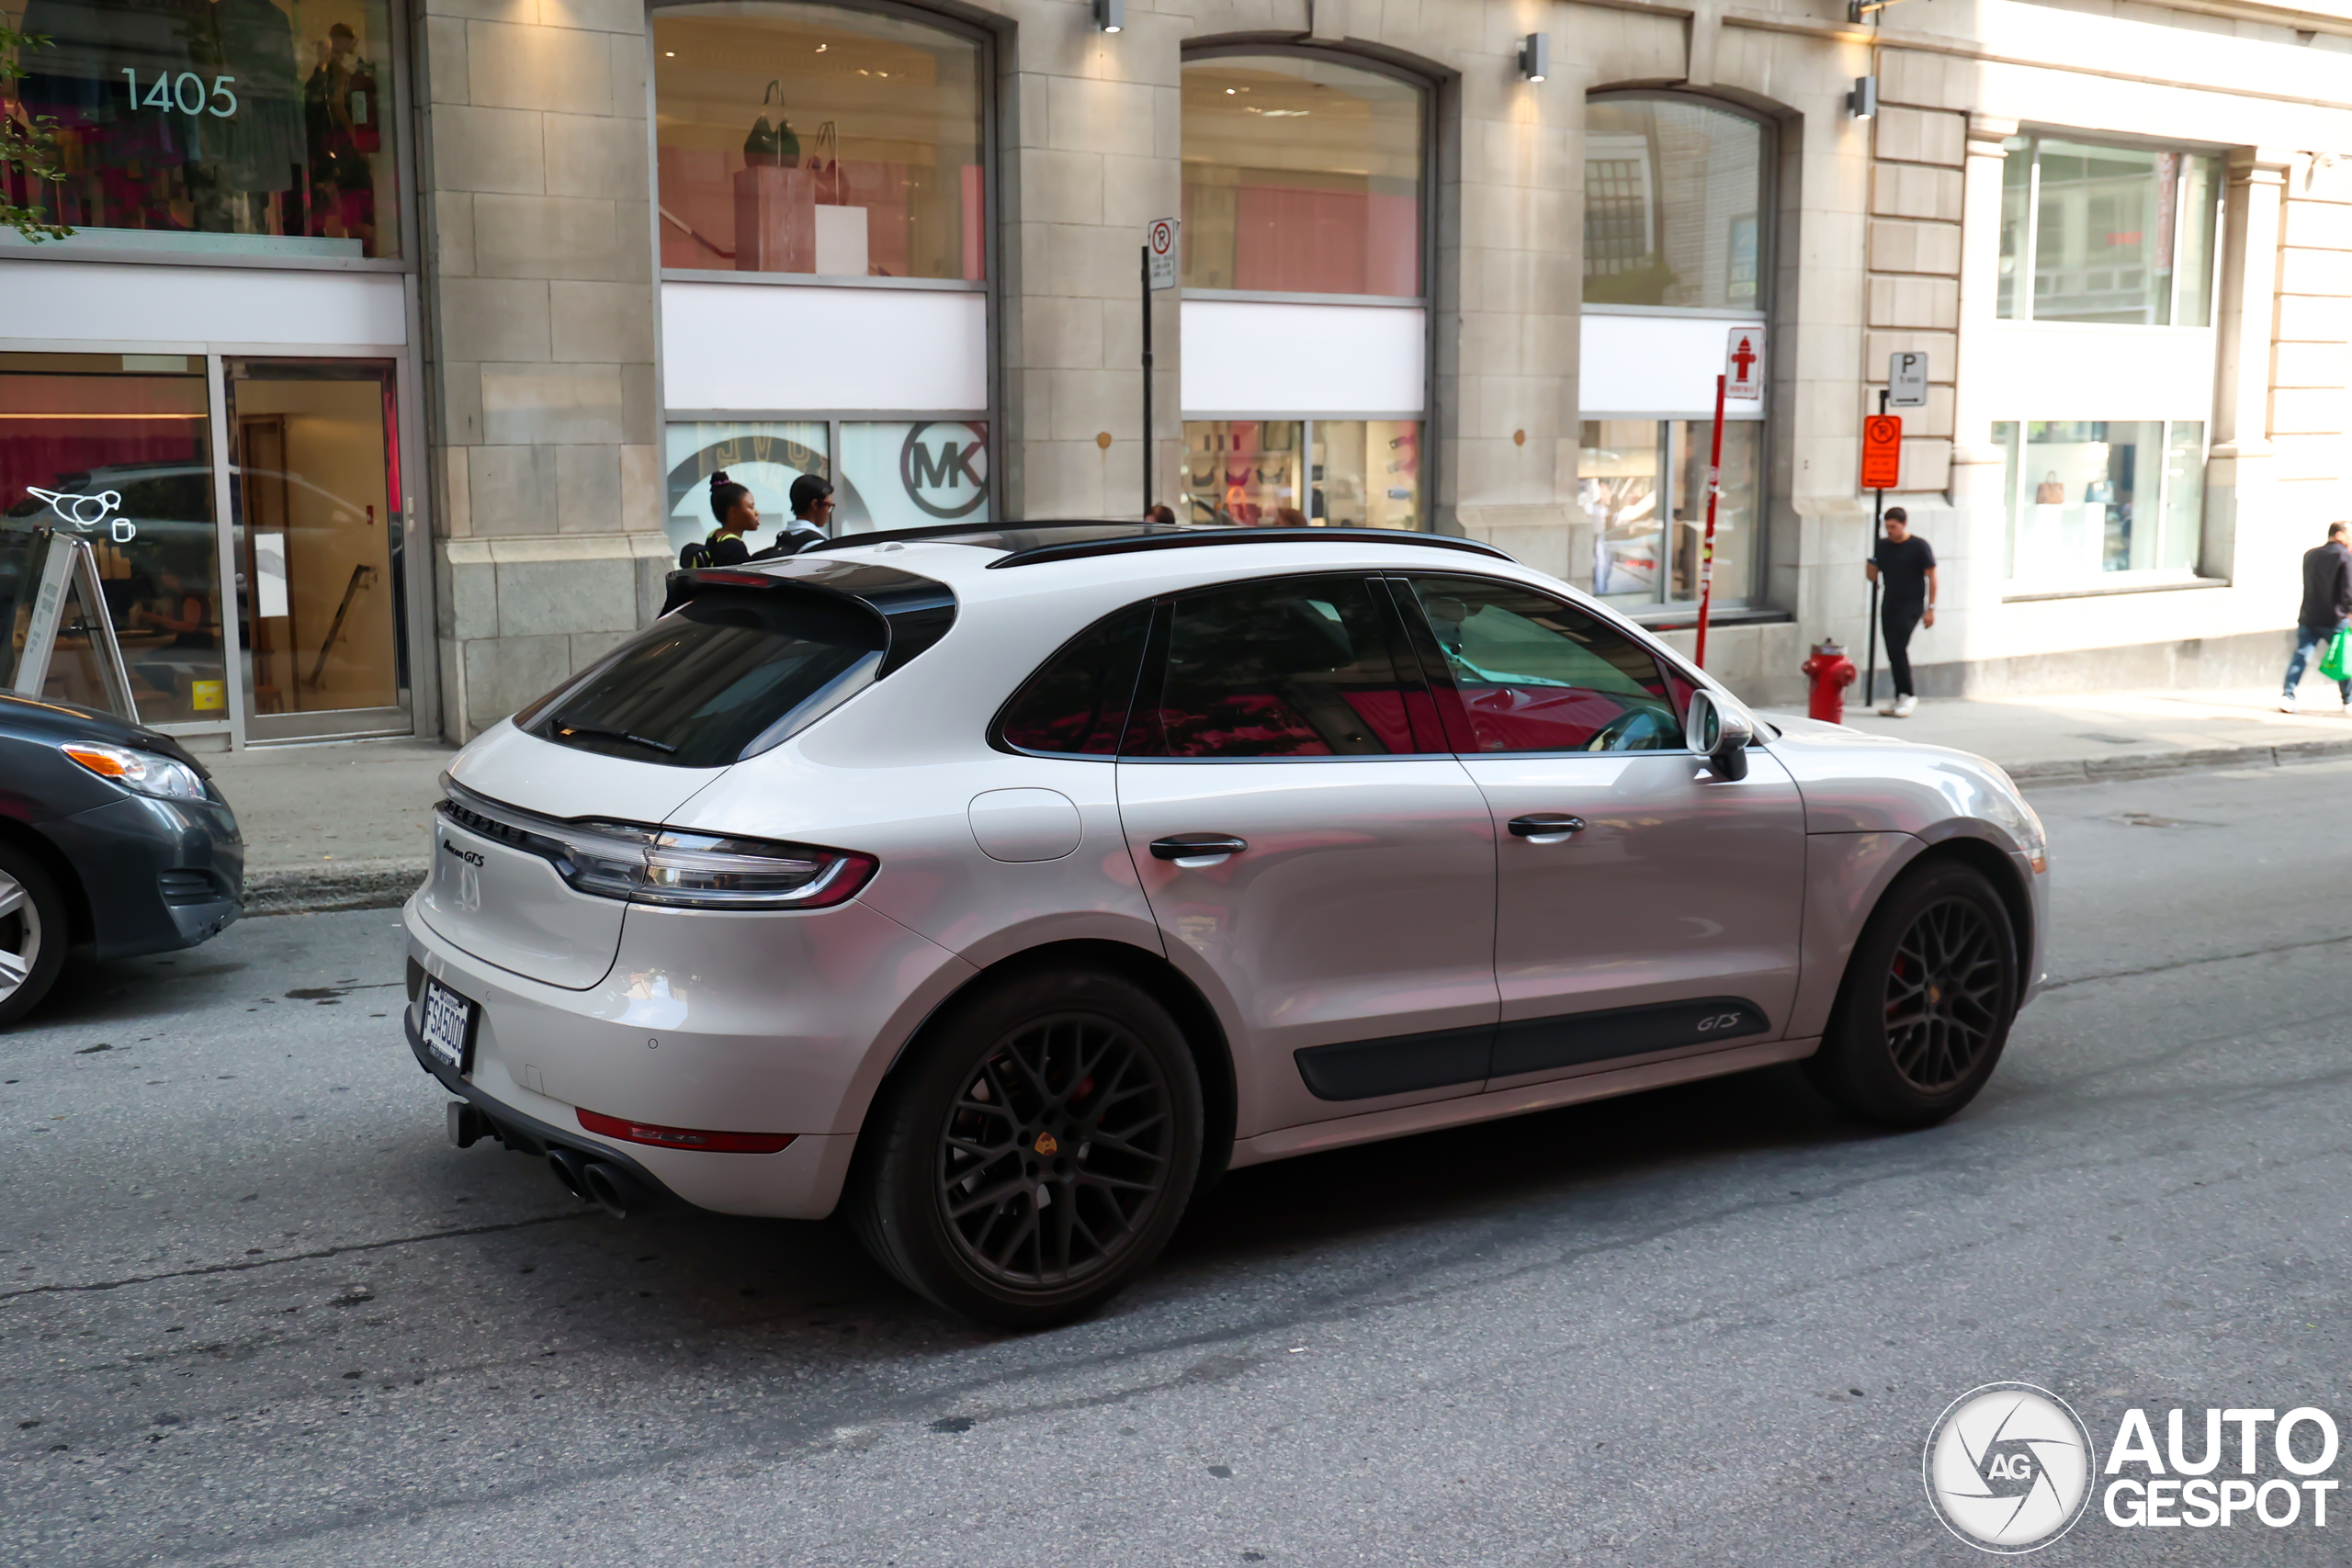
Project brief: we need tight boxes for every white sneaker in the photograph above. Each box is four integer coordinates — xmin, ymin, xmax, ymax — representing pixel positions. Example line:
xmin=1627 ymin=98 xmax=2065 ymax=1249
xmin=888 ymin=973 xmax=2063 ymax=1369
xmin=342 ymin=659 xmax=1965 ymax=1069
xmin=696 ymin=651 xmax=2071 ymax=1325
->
xmin=1894 ymin=694 xmax=1917 ymax=717
xmin=1876 ymin=698 xmax=1896 ymax=716
xmin=2280 ymin=695 xmax=2299 ymax=713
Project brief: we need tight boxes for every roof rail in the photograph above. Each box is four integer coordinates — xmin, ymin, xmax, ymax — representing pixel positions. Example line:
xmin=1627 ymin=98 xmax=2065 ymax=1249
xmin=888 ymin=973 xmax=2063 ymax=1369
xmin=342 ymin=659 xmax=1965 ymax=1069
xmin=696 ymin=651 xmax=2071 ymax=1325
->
xmin=799 ymin=519 xmax=1168 ymax=554
xmin=985 ymin=527 xmax=1518 ymax=570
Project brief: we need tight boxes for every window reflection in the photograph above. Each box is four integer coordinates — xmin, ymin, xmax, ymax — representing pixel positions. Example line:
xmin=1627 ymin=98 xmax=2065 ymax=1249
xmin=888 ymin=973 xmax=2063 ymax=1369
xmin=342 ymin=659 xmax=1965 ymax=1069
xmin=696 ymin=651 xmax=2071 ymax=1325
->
xmin=1999 ymin=137 xmax=2220 ymax=326
xmin=1582 ymin=96 xmax=1762 ymax=310
xmin=0 ymin=353 xmax=224 ymax=721
xmin=1579 ymin=419 xmax=1758 ymax=607
xmin=6 ymin=0 xmax=400 ymax=256
xmin=653 ymin=2 xmax=985 ymax=279
xmin=1181 ymin=55 xmax=1422 ymax=297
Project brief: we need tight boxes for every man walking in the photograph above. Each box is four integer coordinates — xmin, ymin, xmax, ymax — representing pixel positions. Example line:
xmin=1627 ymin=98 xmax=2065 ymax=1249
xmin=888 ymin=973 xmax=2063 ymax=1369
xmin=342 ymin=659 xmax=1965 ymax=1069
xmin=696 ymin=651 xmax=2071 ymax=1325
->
xmin=1865 ymin=505 xmax=1937 ymax=716
xmin=2282 ymin=521 xmax=2352 ymax=712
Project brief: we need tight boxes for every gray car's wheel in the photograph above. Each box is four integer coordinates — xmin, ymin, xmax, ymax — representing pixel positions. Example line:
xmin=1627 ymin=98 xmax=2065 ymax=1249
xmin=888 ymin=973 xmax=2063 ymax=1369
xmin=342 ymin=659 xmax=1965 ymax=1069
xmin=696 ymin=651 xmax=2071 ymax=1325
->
xmin=850 ymin=966 xmax=1202 ymax=1329
xmin=1804 ymin=859 xmax=2020 ymax=1128
xmin=0 ymin=842 xmax=68 ymax=1029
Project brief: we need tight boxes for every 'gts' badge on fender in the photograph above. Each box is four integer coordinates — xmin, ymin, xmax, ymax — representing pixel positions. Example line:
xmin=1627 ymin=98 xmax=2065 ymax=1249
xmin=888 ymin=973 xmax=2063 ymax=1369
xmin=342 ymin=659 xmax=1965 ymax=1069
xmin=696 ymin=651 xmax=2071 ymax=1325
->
xmin=440 ymin=839 xmax=485 ymax=867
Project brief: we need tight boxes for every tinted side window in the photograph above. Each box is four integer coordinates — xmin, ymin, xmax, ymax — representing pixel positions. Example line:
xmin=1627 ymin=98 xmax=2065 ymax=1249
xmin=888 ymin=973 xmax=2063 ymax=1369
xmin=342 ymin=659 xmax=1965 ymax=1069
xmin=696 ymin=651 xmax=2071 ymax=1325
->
xmin=995 ymin=602 xmax=1152 ymax=756
xmin=1130 ymin=575 xmax=1423 ymax=759
xmin=1405 ymin=576 xmax=1684 ymax=753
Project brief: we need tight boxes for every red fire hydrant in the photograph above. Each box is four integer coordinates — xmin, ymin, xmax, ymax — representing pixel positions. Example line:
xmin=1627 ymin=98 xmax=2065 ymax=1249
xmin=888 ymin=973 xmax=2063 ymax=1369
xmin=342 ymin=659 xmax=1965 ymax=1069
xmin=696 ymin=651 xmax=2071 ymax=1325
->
xmin=1802 ymin=639 xmax=1857 ymax=724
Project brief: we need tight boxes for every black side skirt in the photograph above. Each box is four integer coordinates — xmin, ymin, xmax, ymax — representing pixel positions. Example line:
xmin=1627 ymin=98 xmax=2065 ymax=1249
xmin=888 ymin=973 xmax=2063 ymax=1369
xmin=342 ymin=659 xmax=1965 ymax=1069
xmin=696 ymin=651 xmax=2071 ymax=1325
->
xmin=1295 ymin=998 xmax=1770 ymax=1102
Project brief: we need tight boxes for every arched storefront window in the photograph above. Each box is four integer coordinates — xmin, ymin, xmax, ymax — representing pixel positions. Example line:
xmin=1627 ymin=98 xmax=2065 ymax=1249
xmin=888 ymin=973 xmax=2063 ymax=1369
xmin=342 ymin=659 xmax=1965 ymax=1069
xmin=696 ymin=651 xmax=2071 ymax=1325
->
xmin=1580 ymin=94 xmax=1770 ymax=610
xmin=1178 ymin=52 xmax=1428 ymax=531
xmin=650 ymin=3 xmax=992 ymax=554
xmin=652 ymin=2 xmax=984 ymax=279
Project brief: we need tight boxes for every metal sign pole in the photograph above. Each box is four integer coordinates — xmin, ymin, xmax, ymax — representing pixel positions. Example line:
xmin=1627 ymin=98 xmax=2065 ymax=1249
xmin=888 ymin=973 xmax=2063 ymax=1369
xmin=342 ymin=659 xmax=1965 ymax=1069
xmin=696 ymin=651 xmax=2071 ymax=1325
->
xmin=1140 ymin=243 xmax=1153 ymax=516
xmin=1863 ymin=388 xmax=1887 ymax=713
xmin=1694 ymin=373 xmax=1727 ymax=670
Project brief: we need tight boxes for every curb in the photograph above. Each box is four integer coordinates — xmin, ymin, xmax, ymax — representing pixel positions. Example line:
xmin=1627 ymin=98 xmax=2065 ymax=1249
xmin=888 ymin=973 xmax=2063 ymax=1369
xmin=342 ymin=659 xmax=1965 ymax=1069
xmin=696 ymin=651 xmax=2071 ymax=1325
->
xmin=244 ymin=861 xmax=426 ymax=917
xmin=2009 ymin=735 xmax=2352 ymax=789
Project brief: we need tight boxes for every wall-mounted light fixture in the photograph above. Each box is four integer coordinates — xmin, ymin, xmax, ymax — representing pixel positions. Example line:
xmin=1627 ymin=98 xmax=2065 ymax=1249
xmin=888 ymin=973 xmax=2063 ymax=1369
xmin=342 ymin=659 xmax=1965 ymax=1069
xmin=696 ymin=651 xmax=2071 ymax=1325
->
xmin=1093 ymin=0 xmax=1123 ymax=32
xmin=1518 ymin=33 xmax=1549 ymax=82
xmin=1847 ymin=73 xmax=1877 ymax=118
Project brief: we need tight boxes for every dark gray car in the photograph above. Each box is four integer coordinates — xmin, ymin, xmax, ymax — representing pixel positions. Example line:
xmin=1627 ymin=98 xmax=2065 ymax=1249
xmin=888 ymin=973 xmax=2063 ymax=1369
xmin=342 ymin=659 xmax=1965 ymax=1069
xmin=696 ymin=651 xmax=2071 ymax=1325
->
xmin=0 ymin=692 xmax=243 ymax=1025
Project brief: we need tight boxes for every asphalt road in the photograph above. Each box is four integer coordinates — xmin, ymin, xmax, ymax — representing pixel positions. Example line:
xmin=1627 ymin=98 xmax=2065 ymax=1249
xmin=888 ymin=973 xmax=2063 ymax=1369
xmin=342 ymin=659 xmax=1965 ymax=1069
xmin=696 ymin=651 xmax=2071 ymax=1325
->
xmin=7 ymin=761 xmax=2352 ymax=1566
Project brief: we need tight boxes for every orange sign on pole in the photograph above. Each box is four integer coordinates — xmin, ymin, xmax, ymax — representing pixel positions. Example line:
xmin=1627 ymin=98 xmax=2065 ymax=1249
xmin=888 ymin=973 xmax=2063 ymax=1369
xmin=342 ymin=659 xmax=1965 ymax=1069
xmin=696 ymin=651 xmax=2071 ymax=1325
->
xmin=1860 ymin=414 xmax=1904 ymax=491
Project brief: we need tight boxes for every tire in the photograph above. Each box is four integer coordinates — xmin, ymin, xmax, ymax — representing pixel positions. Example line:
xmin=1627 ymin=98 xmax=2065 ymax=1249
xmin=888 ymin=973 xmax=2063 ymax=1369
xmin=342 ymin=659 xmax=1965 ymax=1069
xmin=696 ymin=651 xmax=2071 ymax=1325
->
xmin=1804 ymin=859 xmax=2021 ymax=1129
xmin=0 ymin=841 xmax=68 ymax=1030
xmin=850 ymin=966 xmax=1203 ymax=1329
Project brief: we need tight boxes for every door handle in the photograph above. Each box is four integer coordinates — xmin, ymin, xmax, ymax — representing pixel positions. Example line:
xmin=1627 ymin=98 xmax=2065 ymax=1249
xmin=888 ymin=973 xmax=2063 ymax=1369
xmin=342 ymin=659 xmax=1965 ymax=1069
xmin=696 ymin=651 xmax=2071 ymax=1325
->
xmin=1508 ymin=813 xmax=1586 ymax=840
xmin=1149 ymin=833 xmax=1249 ymax=862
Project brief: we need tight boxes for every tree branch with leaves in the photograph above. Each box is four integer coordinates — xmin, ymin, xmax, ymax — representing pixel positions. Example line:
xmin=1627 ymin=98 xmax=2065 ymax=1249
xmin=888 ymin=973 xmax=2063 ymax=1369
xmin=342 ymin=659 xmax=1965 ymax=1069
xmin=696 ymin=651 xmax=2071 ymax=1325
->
xmin=2 ymin=14 xmax=74 ymax=243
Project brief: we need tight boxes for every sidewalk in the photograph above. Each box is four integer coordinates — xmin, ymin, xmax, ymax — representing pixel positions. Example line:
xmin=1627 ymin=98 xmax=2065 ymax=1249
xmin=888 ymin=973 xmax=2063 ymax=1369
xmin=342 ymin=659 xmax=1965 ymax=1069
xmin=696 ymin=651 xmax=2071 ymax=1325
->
xmin=206 ymin=737 xmax=453 ymax=917
xmin=209 ymin=686 xmax=2352 ymax=916
xmin=1792 ymin=686 xmax=2352 ymax=786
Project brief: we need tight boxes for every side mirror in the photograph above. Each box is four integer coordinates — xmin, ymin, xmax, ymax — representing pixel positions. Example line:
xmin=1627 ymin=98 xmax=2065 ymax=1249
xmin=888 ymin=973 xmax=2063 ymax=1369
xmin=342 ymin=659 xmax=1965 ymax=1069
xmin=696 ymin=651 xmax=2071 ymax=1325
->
xmin=1685 ymin=688 xmax=1754 ymax=781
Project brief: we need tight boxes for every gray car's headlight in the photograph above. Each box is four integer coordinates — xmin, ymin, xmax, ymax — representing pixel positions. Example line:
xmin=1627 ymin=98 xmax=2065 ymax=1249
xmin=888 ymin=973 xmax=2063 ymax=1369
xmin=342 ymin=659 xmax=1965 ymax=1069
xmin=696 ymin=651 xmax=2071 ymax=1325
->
xmin=61 ymin=741 xmax=209 ymax=801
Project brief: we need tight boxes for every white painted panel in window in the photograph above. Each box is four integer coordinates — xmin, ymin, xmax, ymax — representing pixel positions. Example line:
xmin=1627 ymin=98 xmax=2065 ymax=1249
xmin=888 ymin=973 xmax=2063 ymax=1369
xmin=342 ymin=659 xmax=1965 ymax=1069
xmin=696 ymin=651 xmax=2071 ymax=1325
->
xmin=0 ymin=263 xmax=407 ymax=346
xmin=813 ymin=207 xmax=869 ymax=278
xmin=1977 ymin=326 xmax=2214 ymax=422
xmin=662 ymin=281 xmax=986 ymax=412
xmin=1579 ymin=311 xmax=1767 ymax=418
xmin=1181 ymin=299 xmax=1425 ymax=414
xmin=254 ymin=532 xmax=290 ymax=620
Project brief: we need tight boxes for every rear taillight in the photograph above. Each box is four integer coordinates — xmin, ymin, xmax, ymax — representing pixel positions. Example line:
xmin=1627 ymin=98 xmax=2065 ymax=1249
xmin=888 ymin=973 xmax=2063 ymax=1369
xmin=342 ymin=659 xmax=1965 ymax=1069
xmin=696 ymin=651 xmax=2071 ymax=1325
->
xmin=438 ymin=785 xmax=876 ymax=911
xmin=577 ymin=1108 xmax=796 ymax=1154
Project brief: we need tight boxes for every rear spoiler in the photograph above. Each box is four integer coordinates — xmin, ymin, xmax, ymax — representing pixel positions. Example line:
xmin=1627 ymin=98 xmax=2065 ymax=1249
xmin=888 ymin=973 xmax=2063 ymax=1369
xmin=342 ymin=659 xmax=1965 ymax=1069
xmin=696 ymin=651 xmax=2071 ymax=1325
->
xmin=661 ymin=559 xmax=956 ymax=678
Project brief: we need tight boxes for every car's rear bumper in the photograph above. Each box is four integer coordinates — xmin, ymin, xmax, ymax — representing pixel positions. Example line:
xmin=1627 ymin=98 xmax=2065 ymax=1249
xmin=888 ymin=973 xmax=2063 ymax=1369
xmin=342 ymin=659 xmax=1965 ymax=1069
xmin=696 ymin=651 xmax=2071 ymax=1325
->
xmin=398 ymin=889 xmax=976 ymax=1220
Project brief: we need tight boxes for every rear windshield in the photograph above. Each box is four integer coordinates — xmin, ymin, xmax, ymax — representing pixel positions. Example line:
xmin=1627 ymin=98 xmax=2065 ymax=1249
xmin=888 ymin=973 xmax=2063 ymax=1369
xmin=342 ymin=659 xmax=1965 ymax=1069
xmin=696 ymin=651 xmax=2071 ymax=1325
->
xmin=521 ymin=589 xmax=884 ymax=768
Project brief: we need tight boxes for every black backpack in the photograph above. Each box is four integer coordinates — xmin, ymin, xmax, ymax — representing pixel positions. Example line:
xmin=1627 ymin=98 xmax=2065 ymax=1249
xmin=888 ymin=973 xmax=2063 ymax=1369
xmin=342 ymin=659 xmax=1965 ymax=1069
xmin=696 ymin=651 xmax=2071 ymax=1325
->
xmin=678 ymin=538 xmax=713 ymax=570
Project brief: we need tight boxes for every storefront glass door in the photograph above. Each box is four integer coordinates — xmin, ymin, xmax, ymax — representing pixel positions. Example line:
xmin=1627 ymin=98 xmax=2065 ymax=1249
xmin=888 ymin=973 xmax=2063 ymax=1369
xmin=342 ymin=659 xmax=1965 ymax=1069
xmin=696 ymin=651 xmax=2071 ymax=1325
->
xmin=227 ymin=359 xmax=407 ymax=738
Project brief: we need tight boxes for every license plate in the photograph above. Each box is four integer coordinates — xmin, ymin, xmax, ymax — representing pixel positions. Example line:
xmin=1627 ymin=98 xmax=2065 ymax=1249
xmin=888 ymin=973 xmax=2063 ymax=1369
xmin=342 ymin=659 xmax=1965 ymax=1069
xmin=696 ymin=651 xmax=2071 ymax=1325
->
xmin=420 ymin=978 xmax=478 ymax=1077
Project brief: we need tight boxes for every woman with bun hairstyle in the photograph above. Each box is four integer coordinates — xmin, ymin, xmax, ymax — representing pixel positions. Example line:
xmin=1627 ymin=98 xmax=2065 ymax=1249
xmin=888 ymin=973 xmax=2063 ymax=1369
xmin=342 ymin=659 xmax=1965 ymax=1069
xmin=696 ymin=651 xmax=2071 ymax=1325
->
xmin=679 ymin=471 xmax=760 ymax=569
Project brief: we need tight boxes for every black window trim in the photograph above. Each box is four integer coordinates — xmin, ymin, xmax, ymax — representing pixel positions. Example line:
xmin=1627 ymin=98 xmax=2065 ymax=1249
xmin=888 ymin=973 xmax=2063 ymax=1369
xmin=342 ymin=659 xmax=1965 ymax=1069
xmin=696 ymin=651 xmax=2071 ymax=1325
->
xmin=1385 ymin=570 xmax=1704 ymax=761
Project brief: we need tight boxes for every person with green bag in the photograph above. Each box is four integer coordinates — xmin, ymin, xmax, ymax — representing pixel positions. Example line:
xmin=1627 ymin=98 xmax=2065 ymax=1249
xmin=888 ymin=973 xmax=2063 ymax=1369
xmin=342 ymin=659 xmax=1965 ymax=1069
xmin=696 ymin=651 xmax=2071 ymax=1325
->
xmin=2283 ymin=521 xmax=2352 ymax=712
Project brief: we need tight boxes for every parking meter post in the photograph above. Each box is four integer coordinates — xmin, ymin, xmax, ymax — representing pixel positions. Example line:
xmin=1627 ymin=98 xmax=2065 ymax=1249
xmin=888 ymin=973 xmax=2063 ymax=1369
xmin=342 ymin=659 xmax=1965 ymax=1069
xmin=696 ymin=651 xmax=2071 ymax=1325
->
xmin=1694 ymin=373 xmax=1726 ymax=669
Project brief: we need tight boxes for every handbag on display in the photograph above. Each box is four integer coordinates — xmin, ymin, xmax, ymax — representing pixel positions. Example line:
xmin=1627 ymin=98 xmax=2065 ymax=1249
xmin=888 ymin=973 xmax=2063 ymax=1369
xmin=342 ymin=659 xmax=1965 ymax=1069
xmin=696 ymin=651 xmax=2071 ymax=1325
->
xmin=2085 ymin=478 xmax=2116 ymax=505
xmin=2034 ymin=472 xmax=2065 ymax=505
xmin=810 ymin=120 xmax=841 ymax=205
xmin=744 ymin=81 xmax=800 ymax=167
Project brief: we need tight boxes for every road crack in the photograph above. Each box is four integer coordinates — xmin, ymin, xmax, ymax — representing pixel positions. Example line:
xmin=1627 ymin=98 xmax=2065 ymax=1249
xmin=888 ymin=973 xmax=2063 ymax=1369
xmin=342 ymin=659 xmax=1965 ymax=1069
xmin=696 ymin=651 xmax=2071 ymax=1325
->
xmin=0 ymin=1212 xmax=588 ymax=1303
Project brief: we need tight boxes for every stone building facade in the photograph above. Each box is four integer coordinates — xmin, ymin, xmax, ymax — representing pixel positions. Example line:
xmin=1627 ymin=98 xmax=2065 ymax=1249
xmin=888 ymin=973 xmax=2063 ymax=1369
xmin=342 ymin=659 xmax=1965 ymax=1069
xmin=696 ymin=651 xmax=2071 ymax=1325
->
xmin=4 ymin=0 xmax=2350 ymax=740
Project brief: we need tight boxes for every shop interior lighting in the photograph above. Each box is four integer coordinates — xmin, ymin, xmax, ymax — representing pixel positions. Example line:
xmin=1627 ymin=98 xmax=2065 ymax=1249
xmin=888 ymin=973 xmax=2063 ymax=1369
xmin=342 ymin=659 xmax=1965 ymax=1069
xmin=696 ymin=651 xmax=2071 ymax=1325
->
xmin=1094 ymin=0 xmax=1124 ymax=32
xmin=1848 ymin=73 xmax=1877 ymax=117
xmin=1518 ymin=33 xmax=1549 ymax=82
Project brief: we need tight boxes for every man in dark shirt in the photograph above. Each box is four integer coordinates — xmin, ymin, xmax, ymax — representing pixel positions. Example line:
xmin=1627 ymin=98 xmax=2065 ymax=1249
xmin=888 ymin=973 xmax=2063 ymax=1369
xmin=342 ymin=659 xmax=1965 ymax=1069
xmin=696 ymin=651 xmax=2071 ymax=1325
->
xmin=1865 ymin=506 xmax=1937 ymax=716
xmin=2282 ymin=521 xmax=2352 ymax=712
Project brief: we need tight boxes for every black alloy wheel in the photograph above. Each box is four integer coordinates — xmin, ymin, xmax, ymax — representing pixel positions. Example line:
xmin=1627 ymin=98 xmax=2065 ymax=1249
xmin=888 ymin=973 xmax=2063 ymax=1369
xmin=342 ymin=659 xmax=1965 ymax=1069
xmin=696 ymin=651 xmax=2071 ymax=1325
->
xmin=938 ymin=1013 xmax=1175 ymax=1290
xmin=851 ymin=966 xmax=1203 ymax=1328
xmin=1881 ymin=895 xmax=2007 ymax=1093
xmin=1804 ymin=859 xmax=2021 ymax=1128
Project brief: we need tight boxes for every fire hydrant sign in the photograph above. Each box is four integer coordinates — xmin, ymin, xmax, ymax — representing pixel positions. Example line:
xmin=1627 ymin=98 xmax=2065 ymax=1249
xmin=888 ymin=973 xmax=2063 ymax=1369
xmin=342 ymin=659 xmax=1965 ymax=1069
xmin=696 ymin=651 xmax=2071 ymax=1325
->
xmin=1860 ymin=413 xmax=1904 ymax=491
xmin=1147 ymin=218 xmax=1179 ymax=291
xmin=1724 ymin=327 xmax=1764 ymax=400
